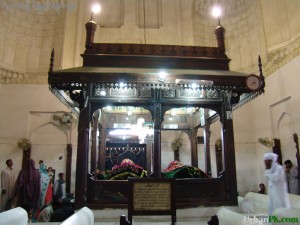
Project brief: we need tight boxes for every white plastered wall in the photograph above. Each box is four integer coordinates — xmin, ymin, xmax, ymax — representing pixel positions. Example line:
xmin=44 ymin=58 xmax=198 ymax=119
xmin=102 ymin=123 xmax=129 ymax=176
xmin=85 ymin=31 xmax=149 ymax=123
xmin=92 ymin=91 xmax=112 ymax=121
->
xmin=161 ymin=130 xmax=191 ymax=170
xmin=0 ymin=84 xmax=78 ymax=194
xmin=250 ymin=55 xmax=300 ymax=190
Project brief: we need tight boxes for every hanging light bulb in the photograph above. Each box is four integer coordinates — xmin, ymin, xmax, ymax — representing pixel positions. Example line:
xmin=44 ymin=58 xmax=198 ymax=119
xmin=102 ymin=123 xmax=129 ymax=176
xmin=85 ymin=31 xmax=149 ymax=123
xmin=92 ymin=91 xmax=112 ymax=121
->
xmin=212 ymin=5 xmax=222 ymax=25
xmin=92 ymin=3 xmax=101 ymax=14
xmin=212 ymin=5 xmax=221 ymax=18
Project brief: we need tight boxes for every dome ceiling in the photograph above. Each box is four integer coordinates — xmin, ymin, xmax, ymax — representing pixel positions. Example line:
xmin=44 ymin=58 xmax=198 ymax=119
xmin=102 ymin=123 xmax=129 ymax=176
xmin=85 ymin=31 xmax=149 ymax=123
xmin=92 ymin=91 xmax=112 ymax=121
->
xmin=194 ymin=0 xmax=255 ymax=19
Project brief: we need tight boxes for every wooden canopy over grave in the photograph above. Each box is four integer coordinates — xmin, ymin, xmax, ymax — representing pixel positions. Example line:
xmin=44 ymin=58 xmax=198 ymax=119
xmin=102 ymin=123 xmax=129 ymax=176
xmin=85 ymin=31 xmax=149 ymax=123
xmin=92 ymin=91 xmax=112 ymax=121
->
xmin=48 ymin=18 xmax=265 ymax=209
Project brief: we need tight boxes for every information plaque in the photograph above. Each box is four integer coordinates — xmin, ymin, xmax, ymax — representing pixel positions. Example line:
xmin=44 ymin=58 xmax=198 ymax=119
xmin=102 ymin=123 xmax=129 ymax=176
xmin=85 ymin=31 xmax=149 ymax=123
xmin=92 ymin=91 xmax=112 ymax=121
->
xmin=128 ymin=178 xmax=176 ymax=225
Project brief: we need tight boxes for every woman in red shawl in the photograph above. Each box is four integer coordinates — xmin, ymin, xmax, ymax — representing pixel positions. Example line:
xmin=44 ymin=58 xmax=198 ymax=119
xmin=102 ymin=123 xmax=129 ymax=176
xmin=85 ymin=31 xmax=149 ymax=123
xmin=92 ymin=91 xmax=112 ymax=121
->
xmin=14 ymin=159 xmax=41 ymax=210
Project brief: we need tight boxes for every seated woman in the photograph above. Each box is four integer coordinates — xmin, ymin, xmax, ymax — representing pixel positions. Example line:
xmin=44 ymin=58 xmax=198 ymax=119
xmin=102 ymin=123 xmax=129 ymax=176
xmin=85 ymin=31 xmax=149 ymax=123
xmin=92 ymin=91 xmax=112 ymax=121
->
xmin=163 ymin=160 xmax=208 ymax=178
xmin=109 ymin=159 xmax=147 ymax=180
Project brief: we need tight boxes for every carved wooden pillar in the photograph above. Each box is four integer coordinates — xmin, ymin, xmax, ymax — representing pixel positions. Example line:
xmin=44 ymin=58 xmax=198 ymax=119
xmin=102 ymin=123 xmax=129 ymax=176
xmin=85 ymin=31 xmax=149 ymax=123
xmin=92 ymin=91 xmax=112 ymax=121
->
xmin=204 ymin=109 xmax=211 ymax=176
xmin=215 ymin=139 xmax=223 ymax=176
xmin=190 ymin=128 xmax=198 ymax=167
xmin=97 ymin=125 xmax=102 ymax=169
xmin=66 ymin=144 xmax=72 ymax=193
xmin=91 ymin=111 xmax=99 ymax=173
xmin=221 ymin=100 xmax=238 ymax=203
xmin=153 ymin=101 xmax=163 ymax=178
xmin=146 ymin=135 xmax=153 ymax=176
xmin=99 ymin=112 xmax=107 ymax=172
xmin=75 ymin=104 xmax=91 ymax=209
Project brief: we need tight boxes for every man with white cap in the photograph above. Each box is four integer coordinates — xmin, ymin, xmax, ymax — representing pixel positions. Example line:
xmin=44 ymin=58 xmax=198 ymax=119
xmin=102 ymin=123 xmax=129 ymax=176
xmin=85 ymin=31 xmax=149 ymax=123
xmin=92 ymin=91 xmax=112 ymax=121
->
xmin=264 ymin=152 xmax=290 ymax=215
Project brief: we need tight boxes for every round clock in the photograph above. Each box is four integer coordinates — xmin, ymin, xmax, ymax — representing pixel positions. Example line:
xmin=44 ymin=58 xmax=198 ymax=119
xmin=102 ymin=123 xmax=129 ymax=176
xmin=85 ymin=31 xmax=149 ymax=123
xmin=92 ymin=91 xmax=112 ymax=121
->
xmin=245 ymin=74 xmax=261 ymax=91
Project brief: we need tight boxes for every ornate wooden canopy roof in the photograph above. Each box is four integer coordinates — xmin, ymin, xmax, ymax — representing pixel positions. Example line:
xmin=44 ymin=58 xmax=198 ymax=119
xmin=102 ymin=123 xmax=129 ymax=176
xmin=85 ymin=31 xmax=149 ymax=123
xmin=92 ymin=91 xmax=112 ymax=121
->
xmin=48 ymin=19 xmax=265 ymax=116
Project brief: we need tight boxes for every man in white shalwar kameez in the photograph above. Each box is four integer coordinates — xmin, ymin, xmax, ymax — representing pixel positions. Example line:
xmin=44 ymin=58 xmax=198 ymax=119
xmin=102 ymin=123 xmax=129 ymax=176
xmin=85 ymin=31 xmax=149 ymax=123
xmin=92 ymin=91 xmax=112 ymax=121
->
xmin=284 ymin=159 xmax=300 ymax=195
xmin=0 ymin=159 xmax=16 ymax=212
xmin=264 ymin=153 xmax=290 ymax=215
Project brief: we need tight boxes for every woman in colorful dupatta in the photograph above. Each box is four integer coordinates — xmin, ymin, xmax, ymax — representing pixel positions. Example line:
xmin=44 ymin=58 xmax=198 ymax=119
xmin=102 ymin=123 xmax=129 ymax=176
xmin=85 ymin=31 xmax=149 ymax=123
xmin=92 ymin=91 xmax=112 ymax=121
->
xmin=38 ymin=163 xmax=52 ymax=210
xmin=14 ymin=159 xmax=41 ymax=210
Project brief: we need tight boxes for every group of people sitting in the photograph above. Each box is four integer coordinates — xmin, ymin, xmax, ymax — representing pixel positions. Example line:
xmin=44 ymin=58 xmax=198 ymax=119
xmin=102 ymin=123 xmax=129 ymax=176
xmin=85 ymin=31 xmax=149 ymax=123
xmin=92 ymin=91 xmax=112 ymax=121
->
xmin=0 ymin=158 xmax=74 ymax=222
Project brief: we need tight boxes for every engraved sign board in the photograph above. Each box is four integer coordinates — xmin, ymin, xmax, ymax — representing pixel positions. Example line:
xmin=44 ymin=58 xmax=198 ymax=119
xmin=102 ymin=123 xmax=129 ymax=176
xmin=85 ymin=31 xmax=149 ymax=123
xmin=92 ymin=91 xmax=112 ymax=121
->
xmin=128 ymin=178 xmax=176 ymax=225
xmin=133 ymin=182 xmax=171 ymax=211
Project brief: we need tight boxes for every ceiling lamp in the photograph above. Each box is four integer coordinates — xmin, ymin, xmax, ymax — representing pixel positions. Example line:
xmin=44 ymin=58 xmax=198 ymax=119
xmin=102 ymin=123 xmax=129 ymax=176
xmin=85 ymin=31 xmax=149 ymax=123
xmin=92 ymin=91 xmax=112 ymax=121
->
xmin=100 ymin=90 xmax=106 ymax=96
xmin=158 ymin=71 xmax=167 ymax=82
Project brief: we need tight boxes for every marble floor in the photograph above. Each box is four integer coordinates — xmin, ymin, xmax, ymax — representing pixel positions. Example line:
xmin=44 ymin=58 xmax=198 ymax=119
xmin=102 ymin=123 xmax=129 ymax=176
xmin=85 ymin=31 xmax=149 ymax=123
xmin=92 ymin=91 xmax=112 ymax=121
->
xmin=92 ymin=207 xmax=220 ymax=225
xmin=94 ymin=217 xmax=210 ymax=225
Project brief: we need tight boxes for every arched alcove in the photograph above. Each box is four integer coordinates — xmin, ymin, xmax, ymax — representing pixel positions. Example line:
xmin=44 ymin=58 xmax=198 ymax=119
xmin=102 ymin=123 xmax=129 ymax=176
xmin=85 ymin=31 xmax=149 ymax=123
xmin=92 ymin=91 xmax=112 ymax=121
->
xmin=161 ymin=130 xmax=190 ymax=169
xmin=30 ymin=122 xmax=68 ymax=176
xmin=90 ymin=106 xmax=153 ymax=174
xmin=208 ymin=120 xmax=222 ymax=178
xmin=277 ymin=112 xmax=296 ymax=162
